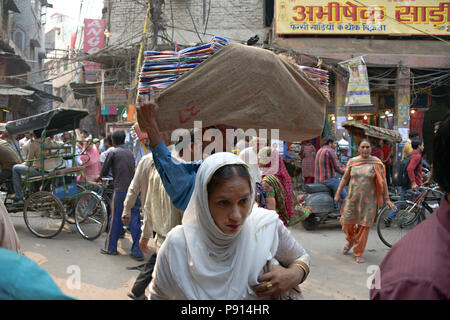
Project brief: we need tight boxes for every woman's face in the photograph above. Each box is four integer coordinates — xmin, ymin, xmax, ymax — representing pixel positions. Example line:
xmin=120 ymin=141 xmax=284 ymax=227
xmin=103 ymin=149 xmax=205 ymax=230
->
xmin=208 ymin=176 xmax=252 ymax=235
xmin=358 ymin=141 xmax=372 ymax=158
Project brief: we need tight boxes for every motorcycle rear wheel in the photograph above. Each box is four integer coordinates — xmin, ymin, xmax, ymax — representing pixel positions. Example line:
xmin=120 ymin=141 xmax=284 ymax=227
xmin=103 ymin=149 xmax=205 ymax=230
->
xmin=302 ymin=213 xmax=320 ymax=230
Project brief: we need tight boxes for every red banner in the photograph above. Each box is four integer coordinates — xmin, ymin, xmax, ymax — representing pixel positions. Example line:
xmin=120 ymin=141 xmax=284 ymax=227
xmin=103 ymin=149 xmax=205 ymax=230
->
xmin=83 ymin=19 xmax=105 ymax=82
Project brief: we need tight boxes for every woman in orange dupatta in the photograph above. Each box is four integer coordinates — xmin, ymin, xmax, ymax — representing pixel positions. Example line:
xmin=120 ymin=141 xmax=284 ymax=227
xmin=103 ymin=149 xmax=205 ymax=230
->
xmin=335 ymin=140 xmax=396 ymax=263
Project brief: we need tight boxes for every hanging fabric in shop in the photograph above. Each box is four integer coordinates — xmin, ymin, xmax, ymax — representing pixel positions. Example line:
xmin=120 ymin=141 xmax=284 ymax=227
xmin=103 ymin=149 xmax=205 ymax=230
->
xmin=322 ymin=116 xmax=332 ymax=138
xmin=101 ymin=105 xmax=109 ymax=115
xmin=127 ymin=105 xmax=137 ymax=122
xmin=117 ymin=105 xmax=126 ymax=117
xmin=109 ymin=106 xmax=118 ymax=115
xmin=96 ymin=107 xmax=103 ymax=124
xmin=339 ymin=56 xmax=371 ymax=107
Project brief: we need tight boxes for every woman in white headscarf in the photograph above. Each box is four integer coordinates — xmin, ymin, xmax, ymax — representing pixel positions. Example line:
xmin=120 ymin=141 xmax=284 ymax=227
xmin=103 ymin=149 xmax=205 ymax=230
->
xmin=148 ymin=152 xmax=310 ymax=300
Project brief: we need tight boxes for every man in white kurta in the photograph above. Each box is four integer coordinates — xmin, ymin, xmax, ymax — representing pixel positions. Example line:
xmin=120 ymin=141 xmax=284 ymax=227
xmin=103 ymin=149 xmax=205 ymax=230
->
xmin=124 ymin=146 xmax=184 ymax=300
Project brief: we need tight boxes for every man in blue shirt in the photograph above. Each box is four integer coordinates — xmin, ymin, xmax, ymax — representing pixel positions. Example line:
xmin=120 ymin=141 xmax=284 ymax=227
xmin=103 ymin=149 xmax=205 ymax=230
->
xmin=136 ymin=94 xmax=203 ymax=211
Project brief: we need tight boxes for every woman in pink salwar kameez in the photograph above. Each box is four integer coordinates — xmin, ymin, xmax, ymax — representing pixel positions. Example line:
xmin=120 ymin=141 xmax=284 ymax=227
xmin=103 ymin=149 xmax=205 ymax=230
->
xmin=78 ymin=141 xmax=101 ymax=182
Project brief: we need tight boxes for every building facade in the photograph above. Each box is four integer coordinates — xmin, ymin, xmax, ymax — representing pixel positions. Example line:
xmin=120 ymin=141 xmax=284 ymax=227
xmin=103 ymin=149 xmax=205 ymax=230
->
xmin=79 ymin=0 xmax=449 ymax=158
xmin=44 ymin=12 xmax=81 ymax=110
xmin=0 ymin=0 xmax=60 ymax=121
xmin=271 ymin=0 xmax=450 ymax=159
xmin=104 ymin=0 xmax=270 ymax=48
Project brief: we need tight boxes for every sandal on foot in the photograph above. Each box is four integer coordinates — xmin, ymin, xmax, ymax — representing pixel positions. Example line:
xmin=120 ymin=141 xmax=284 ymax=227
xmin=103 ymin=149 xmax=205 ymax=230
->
xmin=342 ymin=243 xmax=353 ymax=255
xmin=355 ymin=256 xmax=366 ymax=264
xmin=100 ymin=248 xmax=119 ymax=255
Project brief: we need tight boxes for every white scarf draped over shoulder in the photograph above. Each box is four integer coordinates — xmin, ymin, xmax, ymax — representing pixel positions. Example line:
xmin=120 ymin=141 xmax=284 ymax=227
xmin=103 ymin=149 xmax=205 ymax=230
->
xmin=156 ymin=152 xmax=281 ymax=300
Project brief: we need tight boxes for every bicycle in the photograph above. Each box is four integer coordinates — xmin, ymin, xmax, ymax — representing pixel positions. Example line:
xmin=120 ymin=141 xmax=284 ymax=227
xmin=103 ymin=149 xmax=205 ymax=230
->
xmin=376 ymin=185 xmax=444 ymax=248
xmin=72 ymin=178 xmax=113 ymax=240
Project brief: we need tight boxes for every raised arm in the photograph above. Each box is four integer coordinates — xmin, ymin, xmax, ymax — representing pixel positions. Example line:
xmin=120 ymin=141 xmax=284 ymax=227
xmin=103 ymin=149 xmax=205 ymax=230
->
xmin=136 ymin=94 xmax=200 ymax=211
xmin=136 ymin=94 xmax=162 ymax=149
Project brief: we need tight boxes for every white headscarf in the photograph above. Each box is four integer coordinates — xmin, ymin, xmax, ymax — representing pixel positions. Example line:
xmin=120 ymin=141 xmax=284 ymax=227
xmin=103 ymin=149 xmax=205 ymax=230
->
xmin=180 ymin=152 xmax=280 ymax=300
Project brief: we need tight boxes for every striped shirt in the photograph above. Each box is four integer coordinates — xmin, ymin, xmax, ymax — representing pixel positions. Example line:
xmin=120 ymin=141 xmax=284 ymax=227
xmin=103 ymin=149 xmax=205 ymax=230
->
xmin=314 ymin=146 xmax=345 ymax=183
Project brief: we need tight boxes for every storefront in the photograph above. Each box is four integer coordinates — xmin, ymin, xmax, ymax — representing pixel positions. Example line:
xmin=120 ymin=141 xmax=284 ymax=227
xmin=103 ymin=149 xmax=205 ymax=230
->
xmin=271 ymin=0 xmax=450 ymax=161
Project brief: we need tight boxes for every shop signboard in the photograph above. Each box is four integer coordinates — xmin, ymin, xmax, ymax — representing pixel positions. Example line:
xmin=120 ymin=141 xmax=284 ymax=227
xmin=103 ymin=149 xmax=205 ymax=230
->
xmin=105 ymin=122 xmax=134 ymax=135
xmin=83 ymin=19 xmax=105 ymax=82
xmin=275 ymin=0 xmax=450 ymax=35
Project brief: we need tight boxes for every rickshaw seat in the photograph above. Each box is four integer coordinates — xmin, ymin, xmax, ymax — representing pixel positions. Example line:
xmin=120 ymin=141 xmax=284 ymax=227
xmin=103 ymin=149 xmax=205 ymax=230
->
xmin=49 ymin=167 xmax=85 ymax=176
xmin=25 ymin=167 xmax=86 ymax=183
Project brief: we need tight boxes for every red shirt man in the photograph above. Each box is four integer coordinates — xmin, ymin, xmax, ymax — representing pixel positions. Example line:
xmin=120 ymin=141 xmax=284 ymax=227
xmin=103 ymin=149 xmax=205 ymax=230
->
xmin=407 ymin=140 xmax=424 ymax=191
xmin=381 ymin=141 xmax=392 ymax=165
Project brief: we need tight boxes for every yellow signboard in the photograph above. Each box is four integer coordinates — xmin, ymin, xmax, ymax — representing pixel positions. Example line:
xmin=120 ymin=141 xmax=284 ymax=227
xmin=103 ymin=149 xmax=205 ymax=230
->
xmin=275 ymin=0 xmax=450 ymax=35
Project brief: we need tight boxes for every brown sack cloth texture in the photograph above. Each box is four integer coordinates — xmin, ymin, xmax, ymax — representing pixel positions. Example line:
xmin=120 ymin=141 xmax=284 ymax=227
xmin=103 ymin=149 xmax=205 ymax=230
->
xmin=155 ymin=43 xmax=327 ymax=142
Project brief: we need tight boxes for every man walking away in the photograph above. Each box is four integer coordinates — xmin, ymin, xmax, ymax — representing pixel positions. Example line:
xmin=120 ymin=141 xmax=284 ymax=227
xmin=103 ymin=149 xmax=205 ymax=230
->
xmin=314 ymin=136 xmax=347 ymax=210
xmin=125 ymin=144 xmax=184 ymax=300
xmin=99 ymin=130 xmax=144 ymax=261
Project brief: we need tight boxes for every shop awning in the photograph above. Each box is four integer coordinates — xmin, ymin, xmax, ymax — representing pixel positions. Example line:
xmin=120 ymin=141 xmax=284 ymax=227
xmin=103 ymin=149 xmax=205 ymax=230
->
xmin=272 ymin=37 xmax=450 ymax=69
xmin=0 ymin=85 xmax=63 ymax=102
xmin=6 ymin=0 xmax=20 ymax=13
xmin=0 ymin=51 xmax=31 ymax=72
xmin=70 ymin=82 xmax=99 ymax=99
xmin=69 ymin=80 xmax=116 ymax=99
xmin=24 ymin=85 xmax=63 ymax=103
xmin=0 ymin=85 xmax=34 ymax=96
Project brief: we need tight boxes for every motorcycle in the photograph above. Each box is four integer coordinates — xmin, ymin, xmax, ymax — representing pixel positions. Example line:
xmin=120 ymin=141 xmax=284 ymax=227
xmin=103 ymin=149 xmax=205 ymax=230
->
xmin=300 ymin=183 xmax=342 ymax=230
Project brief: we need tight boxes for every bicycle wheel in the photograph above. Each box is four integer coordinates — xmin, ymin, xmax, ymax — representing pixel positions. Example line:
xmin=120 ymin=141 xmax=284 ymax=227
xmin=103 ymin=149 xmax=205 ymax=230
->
xmin=377 ymin=201 xmax=421 ymax=248
xmin=65 ymin=182 xmax=87 ymax=225
xmin=74 ymin=191 xmax=107 ymax=240
xmin=23 ymin=191 xmax=66 ymax=239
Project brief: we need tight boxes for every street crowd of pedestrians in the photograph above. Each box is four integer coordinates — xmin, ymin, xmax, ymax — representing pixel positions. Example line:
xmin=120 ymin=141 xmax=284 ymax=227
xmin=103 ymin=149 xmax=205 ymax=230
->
xmin=0 ymin=102 xmax=449 ymax=300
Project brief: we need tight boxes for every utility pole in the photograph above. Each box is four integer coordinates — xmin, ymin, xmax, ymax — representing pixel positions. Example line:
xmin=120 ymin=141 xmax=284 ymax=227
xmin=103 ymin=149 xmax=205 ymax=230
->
xmin=151 ymin=0 xmax=165 ymax=50
xmin=127 ymin=0 xmax=152 ymax=109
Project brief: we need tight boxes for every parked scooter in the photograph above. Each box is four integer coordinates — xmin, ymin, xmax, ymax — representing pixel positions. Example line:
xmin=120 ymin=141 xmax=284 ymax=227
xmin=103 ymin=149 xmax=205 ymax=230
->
xmin=300 ymin=183 xmax=341 ymax=230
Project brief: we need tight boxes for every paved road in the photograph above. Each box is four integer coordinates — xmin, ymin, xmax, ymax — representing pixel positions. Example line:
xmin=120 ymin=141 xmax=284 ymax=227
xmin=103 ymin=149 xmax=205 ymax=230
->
xmin=9 ymin=212 xmax=390 ymax=300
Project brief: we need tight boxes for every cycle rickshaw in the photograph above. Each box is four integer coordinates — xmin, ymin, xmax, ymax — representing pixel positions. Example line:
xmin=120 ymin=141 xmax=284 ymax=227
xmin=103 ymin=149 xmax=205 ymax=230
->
xmin=3 ymin=108 xmax=107 ymax=240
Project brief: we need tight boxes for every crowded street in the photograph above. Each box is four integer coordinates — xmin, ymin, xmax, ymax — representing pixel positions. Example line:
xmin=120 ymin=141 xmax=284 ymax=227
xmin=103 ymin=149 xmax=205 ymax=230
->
xmin=10 ymin=212 xmax=390 ymax=300
xmin=1 ymin=0 xmax=449 ymax=305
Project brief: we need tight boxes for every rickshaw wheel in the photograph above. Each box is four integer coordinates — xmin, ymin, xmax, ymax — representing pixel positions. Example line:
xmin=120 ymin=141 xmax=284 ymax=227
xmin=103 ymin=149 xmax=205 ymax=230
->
xmin=65 ymin=183 xmax=87 ymax=225
xmin=23 ymin=191 xmax=66 ymax=239
xmin=74 ymin=191 xmax=107 ymax=240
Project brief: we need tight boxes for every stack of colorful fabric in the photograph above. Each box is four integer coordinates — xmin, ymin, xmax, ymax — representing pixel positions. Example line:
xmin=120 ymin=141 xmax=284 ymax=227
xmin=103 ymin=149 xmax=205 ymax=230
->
xmin=298 ymin=66 xmax=330 ymax=100
xmin=138 ymin=36 xmax=230 ymax=96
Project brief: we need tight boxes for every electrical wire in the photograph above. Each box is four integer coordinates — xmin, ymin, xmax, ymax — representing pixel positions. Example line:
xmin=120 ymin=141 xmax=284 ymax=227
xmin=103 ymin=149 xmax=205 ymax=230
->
xmin=8 ymin=1 xmax=449 ymax=95
xmin=203 ymin=0 xmax=211 ymax=36
xmin=183 ymin=0 xmax=204 ymax=43
xmin=3 ymin=28 xmax=144 ymax=81
xmin=215 ymin=0 xmax=260 ymax=35
xmin=169 ymin=0 xmax=175 ymax=42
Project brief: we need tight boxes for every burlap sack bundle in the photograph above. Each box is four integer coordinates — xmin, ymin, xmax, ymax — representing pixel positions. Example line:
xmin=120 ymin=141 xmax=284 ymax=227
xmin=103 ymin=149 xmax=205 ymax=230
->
xmin=155 ymin=43 xmax=327 ymax=142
